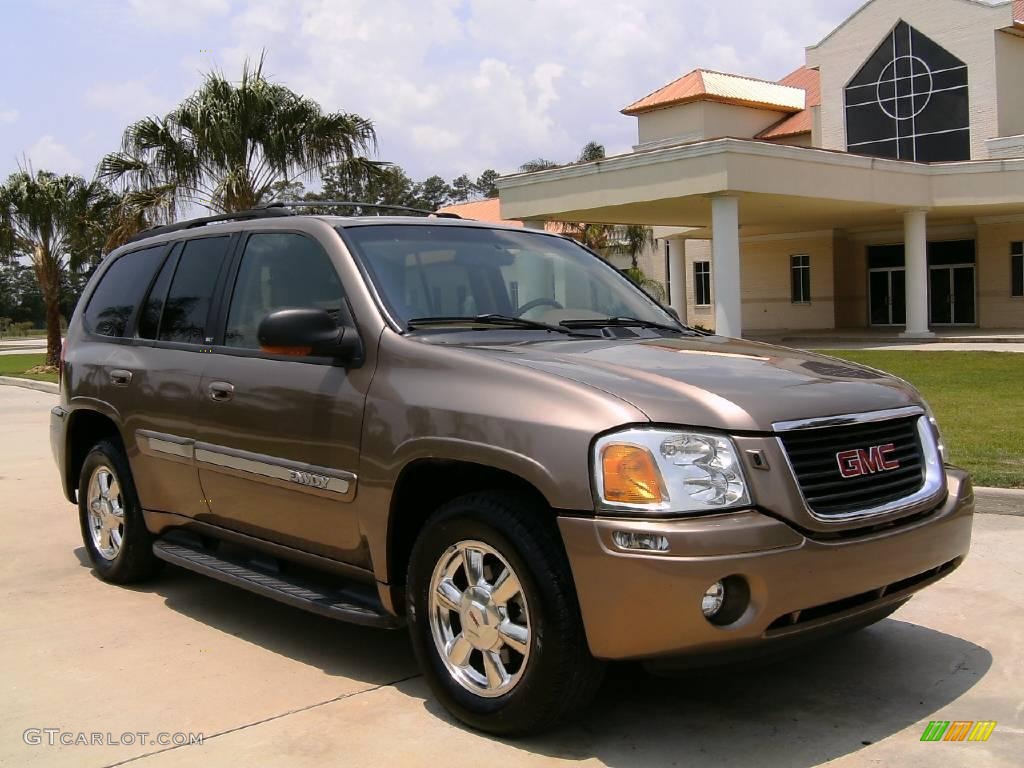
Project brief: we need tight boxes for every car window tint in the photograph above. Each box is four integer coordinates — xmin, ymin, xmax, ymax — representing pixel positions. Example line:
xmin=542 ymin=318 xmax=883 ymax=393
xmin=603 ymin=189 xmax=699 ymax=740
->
xmin=159 ymin=237 xmax=231 ymax=344
xmin=137 ymin=244 xmax=180 ymax=340
xmin=225 ymin=233 xmax=346 ymax=350
xmin=85 ymin=245 xmax=166 ymax=337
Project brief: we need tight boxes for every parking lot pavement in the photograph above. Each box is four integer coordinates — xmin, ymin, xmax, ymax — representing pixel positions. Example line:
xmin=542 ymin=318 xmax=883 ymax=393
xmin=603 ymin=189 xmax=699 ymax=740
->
xmin=1 ymin=385 xmax=1021 ymax=768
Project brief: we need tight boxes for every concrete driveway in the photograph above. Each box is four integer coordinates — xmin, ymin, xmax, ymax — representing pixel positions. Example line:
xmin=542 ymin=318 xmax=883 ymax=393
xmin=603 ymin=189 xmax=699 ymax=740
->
xmin=1 ymin=385 xmax=1021 ymax=767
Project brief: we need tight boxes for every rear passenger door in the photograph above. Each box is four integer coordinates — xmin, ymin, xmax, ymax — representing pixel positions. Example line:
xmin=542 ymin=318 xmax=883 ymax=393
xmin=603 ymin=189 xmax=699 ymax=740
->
xmin=126 ymin=235 xmax=235 ymax=518
xmin=193 ymin=231 xmax=369 ymax=565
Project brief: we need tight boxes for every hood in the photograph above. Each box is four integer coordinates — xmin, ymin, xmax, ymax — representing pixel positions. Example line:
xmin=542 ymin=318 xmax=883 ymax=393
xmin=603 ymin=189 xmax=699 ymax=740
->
xmin=456 ymin=334 xmax=920 ymax=432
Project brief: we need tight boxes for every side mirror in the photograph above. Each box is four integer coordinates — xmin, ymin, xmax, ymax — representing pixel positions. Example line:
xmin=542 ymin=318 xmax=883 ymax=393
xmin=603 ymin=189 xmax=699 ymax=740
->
xmin=257 ymin=308 xmax=362 ymax=363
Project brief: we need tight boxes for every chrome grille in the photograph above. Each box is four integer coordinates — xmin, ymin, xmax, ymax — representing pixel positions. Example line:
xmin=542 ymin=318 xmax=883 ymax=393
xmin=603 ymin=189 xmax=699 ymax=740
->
xmin=778 ymin=415 xmax=926 ymax=517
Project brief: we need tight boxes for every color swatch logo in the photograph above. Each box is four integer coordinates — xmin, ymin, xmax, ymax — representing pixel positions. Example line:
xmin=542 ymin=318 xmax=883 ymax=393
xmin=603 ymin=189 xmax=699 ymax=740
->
xmin=920 ymin=721 xmax=996 ymax=742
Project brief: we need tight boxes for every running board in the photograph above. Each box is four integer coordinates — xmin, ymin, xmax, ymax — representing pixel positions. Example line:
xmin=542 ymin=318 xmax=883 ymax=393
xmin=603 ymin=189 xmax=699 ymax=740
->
xmin=152 ymin=539 xmax=401 ymax=629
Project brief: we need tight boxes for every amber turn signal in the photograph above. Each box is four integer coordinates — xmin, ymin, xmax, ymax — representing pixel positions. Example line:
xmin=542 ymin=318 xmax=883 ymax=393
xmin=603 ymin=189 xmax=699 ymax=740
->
xmin=601 ymin=444 xmax=664 ymax=504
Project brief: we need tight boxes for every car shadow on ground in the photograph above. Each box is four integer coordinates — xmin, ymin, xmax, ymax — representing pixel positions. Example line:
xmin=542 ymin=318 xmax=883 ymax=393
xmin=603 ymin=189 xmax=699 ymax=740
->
xmin=73 ymin=547 xmax=420 ymax=685
xmin=409 ymin=618 xmax=992 ymax=767
xmin=74 ymin=548 xmax=991 ymax=766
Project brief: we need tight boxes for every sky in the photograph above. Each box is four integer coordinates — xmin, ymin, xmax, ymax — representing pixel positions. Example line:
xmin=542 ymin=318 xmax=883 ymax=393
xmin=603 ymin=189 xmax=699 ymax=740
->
xmin=0 ymin=0 xmax=865 ymax=187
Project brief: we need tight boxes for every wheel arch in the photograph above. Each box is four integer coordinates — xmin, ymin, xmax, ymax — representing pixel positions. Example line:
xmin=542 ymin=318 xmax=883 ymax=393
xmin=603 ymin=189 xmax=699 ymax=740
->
xmin=384 ymin=457 xmax=556 ymax=616
xmin=64 ymin=407 xmax=125 ymax=502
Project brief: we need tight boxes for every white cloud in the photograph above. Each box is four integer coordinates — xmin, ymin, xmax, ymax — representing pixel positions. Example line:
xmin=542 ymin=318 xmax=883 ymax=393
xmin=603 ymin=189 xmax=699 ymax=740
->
xmin=25 ymin=136 xmax=83 ymax=174
xmin=0 ymin=109 xmax=18 ymax=125
xmin=128 ymin=0 xmax=229 ymax=28
xmin=84 ymin=81 xmax=167 ymax=121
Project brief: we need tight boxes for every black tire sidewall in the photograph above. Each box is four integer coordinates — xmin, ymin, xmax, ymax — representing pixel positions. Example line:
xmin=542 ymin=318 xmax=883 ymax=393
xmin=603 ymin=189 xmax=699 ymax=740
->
xmin=78 ymin=440 xmax=156 ymax=583
xmin=407 ymin=495 xmax=586 ymax=734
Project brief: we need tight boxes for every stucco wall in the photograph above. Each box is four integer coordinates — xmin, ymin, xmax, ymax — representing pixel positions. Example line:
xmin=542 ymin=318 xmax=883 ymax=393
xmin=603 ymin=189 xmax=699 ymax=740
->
xmin=995 ymin=30 xmax=1024 ymax=141
xmin=977 ymin=221 xmax=1024 ymax=327
xmin=833 ymin=235 xmax=869 ymax=327
xmin=636 ymin=101 xmax=788 ymax=146
xmin=739 ymin=234 xmax=836 ymax=330
xmin=684 ymin=239 xmax=717 ymax=330
xmin=806 ymin=0 xmax=1012 ymax=160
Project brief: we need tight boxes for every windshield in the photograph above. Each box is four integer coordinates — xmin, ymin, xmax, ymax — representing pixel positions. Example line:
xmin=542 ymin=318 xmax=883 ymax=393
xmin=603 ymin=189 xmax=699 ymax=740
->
xmin=340 ymin=225 xmax=678 ymax=330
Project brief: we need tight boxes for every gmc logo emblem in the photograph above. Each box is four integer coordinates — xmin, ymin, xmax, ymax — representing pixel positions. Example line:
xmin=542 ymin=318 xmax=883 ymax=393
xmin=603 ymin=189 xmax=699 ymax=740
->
xmin=836 ymin=443 xmax=900 ymax=478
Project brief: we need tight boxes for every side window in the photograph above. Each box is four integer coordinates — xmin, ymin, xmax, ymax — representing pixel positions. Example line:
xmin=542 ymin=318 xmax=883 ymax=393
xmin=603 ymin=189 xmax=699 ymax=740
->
xmin=159 ymin=237 xmax=231 ymax=344
xmin=225 ymin=233 xmax=346 ymax=350
xmin=791 ymin=254 xmax=811 ymax=304
xmin=84 ymin=245 xmax=166 ymax=337
xmin=137 ymin=244 xmax=180 ymax=340
xmin=693 ymin=261 xmax=711 ymax=306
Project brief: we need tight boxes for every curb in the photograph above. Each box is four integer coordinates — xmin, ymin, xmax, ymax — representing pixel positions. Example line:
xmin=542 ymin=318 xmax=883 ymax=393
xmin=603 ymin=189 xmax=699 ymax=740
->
xmin=0 ymin=375 xmax=59 ymax=394
xmin=974 ymin=486 xmax=1024 ymax=517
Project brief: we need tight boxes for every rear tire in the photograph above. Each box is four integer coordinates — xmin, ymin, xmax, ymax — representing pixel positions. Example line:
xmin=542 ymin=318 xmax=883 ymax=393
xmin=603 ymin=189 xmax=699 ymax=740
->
xmin=78 ymin=440 xmax=162 ymax=583
xmin=407 ymin=491 xmax=603 ymax=736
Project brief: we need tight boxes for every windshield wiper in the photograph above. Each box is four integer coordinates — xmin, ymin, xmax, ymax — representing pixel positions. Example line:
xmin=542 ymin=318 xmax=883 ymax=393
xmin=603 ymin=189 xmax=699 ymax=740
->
xmin=559 ymin=316 xmax=696 ymax=334
xmin=406 ymin=314 xmax=585 ymax=336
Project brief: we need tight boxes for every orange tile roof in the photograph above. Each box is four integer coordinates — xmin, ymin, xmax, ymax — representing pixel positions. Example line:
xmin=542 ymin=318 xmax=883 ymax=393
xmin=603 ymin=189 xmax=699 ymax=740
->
xmin=622 ymin=68 xmax=805 ymax=116
xmin=438 ymin=198 xmax=522 ymax=225
xmin=756 ymin=66 xmax=821 ymax=140
xmin=438 ymin=197 xmax=569 ymax=233
xmin=1016 ymin=0 xmax=1024 ymax=24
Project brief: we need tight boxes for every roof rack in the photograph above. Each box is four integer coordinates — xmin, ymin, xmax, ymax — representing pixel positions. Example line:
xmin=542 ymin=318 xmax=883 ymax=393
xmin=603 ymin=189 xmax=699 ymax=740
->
xmin=125 ymin=207 xmax=293 ymax=244
xmin=124 ymin=200 xmax=463 ymax=245
xmin=264 ymin=201 xmax=462 ymax=219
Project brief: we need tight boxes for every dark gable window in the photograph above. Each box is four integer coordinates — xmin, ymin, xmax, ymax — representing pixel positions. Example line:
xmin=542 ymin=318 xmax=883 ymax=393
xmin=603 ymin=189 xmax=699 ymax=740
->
xmin=791 ymin=254 xmax=811 ymax=304
xmin=85 ymin=245 xmax=166 ymax=337
xmin=693 ymin=261 xmax=711 ymax=306
xmin=1012 ymin=242 xmax=1023 ymax=298
xmin=844 ymin=20 xmax=970 ymax=162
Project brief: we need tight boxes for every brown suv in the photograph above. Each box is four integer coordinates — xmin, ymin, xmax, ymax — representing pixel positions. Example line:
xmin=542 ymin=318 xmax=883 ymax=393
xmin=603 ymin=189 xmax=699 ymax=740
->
xmin=51 ymin=203 xmax=974 ymax=735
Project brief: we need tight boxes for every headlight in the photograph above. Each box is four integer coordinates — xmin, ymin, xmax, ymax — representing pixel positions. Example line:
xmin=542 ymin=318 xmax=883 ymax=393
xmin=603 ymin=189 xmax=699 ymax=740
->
xmin=593 ymin=428 xmax=751 ymax=514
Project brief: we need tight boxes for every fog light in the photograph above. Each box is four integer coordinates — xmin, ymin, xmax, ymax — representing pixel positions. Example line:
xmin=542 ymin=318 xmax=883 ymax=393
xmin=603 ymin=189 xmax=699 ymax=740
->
xmin=702 ymin=581 xmax=726 ymax=617
xmin=612 ymin=531 xmax=670 ymax=552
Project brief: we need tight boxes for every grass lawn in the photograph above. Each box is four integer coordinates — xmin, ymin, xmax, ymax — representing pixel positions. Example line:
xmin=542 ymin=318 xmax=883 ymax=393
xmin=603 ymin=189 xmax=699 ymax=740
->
xmin=821 ymin=351 xmax=1023 ymax=489
xmin=0 ymin=353 xmax=56 ymax=383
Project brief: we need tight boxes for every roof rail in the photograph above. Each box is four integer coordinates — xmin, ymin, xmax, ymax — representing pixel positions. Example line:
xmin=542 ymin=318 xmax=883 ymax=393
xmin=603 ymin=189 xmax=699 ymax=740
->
xmin=125 ymin=207 xmax=294 ymax=244
xmin=264 ymin=201 xmax=463 ymax=219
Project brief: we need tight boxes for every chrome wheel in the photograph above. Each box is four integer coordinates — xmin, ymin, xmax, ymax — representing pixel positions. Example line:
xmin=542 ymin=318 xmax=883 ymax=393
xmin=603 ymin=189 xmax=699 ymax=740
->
xmin=86 ymin=465 xmax=124 ymax=561
xmin=428 ymin=539 xmax=531 ymax=698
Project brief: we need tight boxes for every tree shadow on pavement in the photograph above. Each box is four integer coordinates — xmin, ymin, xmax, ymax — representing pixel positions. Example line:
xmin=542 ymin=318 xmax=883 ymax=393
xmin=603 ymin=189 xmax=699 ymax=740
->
xmin=410 ymin=618 xmax=991 ymax=767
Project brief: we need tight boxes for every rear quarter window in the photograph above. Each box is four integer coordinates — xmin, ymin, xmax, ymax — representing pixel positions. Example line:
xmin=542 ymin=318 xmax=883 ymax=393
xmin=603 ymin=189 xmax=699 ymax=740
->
xmin=84 ymin=245 xmax=167 ymax=337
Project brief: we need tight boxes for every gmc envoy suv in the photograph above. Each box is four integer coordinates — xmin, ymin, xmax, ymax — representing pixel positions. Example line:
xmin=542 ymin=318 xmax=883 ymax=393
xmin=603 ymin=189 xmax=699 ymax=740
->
xmin=51 ymin=203 xmax=974 ymax=735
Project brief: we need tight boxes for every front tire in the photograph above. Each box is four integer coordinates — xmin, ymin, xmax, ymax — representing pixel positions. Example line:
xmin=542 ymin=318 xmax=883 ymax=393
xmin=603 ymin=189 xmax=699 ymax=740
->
xmin=407 ymin=491 xmax=603 ymax=736
xmin=78 ymin=439 xmax=162 ymax=583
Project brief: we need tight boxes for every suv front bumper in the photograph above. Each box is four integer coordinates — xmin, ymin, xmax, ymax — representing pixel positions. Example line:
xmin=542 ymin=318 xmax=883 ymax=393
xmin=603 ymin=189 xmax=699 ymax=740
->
xmin=558 ymin=468 xmax=974 ymax=660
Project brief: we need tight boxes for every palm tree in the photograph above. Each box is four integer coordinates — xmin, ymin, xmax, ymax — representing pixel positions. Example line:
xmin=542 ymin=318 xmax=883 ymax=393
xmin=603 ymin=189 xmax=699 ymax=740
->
xmin=0 ymin=170 xmax=123 ymax=366
xmin=100 ymin=53 xmax=379 ymax=220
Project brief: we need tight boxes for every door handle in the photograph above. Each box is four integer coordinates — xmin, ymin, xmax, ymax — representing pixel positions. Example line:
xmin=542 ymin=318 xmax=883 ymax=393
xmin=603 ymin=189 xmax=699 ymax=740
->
xmin=208 ymin=381 xmax=235 ymax=402
xmin=109 ymin=369 xmax=133 ymax=386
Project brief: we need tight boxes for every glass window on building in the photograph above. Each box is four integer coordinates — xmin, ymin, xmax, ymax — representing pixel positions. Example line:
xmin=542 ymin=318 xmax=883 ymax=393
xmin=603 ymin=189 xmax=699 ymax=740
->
xmin=693 ymin=261 xmax=711 ymax=306
xmin=1012 ymin=242 xmax=1023 ymax=298
xmin=791 ymin=254 xmax=811 ymax=304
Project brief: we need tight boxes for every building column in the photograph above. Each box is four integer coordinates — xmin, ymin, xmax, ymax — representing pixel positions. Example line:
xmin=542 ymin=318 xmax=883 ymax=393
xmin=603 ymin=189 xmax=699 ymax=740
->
xmin=667 ymin=239 xmax=687 ymax=321
xmin=710 ymin=195 xmax=741 ymax=337
xmin=901 ymin=209 xmax=934 ymax=338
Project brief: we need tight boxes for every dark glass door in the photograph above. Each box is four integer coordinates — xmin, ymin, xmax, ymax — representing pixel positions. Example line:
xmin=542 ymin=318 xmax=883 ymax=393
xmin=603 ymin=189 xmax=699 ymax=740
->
xmin=930 ymin=266 xmax=976 ymax=325
xmin=953 ymin=266 xmax=975 ymax=324
xmin=869 ymin=269 xmax=905 ymax=326
xmin=930 ymin=268 xmax=952 ymax=325
xmin=891 ymin=269 xmax=906 ymax=325
xmin=869 ymin=271 xmax=891 ymax=325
